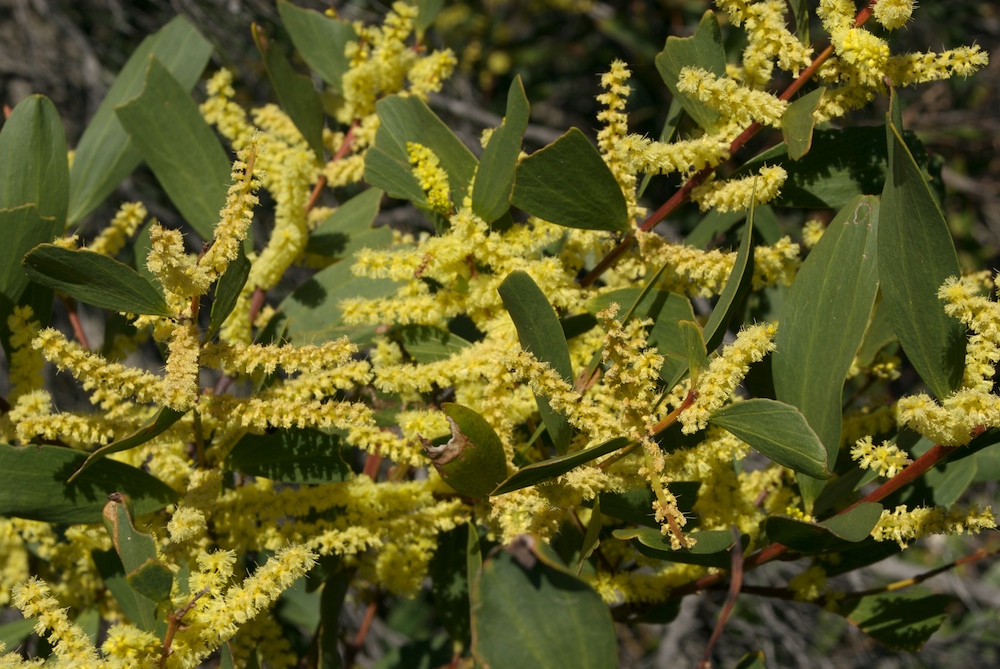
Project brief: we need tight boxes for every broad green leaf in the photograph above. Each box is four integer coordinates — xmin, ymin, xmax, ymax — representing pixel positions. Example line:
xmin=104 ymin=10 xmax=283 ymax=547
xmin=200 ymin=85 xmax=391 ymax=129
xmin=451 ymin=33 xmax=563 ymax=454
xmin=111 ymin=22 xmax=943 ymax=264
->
xmin=709 ymin=399 xmax=830 ymax=478
xmin=225 ymin=428 xmax=353 ymax=484
xmin=69 ymin=17 xmax=212 ymax=225
xmin=306 ymin=188 xmax=389 ymax=259
xmin=492 ymin=437 xmax=629 ymax=495
xmin=879 ymin=121 xmax=964 ymax=400
xmin=739 ymin=126 xmax=935 ymax=209
xmin=22 ymin=243 xmax=171 ymax=316
xmin=369 ymin=95 xmax=478 ymax=204
xmin=93 ymin=548 xmax=160 ymax=633
xmin=280 ymin=259 xmax=397 ymax=346
xmin=69 ymin=407 xmax=186 ymax=482
xmin=427 ymin=404 xmax=508 ymax=498
xmin=782 ymin=88 xmax=825 ymax=160
xmin=654 ymin=11 xmax=726 ymax=131
xmin=907 ymin=439 xmax=977 ymax=507
xmin=612 ymin=528 xmax=746 ymax=568
xmin=430 ymin=523 xmax=473 ymax=645
xmin=0 ymin=443 xmax=176 ymax=524
xmin=0 ymin=205 xmax=57 ymax=351
xmin=0 ymin=95 xmax=68 ymax=224
xmin=115 ymin=57 xmax=231 ymax=240
xmin=472 ymin=77 xmax=530 ymax=223
xmin=499 ymin=271 xmax=574 ymax=454
xmin=253 ymin=24 xmax=325 ymax=160
xmin=207 ymin=242 xmax=251 ymax=340
xmin=393 ymin=324 xmax=471 ymax=363
xmin=416 ymin=0 xmax=446 ymax=34
xmin=364 ymin=146 xmax=428 ymax=205
xmin=765 ymin=502 xmax=883 ymax=553
xmin=837 ymin=589 xmax=953 ymax=652
xmin=510 ymin=128 xmax=629 ymax=232
xmin=703 ymin=209 xmax=754 ymax=351
xmin=472 ymin=550 xmax=618 ymax=669
xmin=773 ymin=195 xmax=880 ymax=504
xmin=103 ymin=494 xmax=173 ymax=604
xmin=855 ymin=295 xmax=896 ymax=369
xmin=277 ymin=0 xmax=356 ymax=92
xmin=315 ymin=570 xmax=350 ymax=669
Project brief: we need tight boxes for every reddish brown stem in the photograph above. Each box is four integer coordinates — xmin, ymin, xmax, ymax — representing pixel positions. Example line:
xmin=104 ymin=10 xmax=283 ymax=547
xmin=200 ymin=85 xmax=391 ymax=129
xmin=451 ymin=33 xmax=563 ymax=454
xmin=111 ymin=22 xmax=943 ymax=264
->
xmin=61 ymin=296 xmax=90 ymax=349
xmin=343 ymin=599 xmax=379 ymax=669
xmin=305 ymin=174 xmax=328 ymax=215
xmin=698 ymin=528 xmax=744 ymax=669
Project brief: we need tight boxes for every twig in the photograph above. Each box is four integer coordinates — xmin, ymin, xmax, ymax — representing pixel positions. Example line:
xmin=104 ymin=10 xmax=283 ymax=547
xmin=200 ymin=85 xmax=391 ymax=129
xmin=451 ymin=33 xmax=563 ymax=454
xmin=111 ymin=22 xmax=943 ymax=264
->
xmin=697 ymin=527 xmax=744 ymax=669
xmin=159 ymin=587 xmax=210 ymax=668
xmin=343 ymin=599 xmax=379 ymax=669
xmin=61 ymin=296 xmax=90 ymax=349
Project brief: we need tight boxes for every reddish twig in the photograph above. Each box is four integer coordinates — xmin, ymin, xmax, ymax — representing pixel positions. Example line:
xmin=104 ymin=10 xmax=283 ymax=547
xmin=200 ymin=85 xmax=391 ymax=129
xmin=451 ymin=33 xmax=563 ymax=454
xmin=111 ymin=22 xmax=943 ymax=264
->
xmin=343 ymin=599 xmax=379 ymax=669
xmin=159 ymin=587 xmax=210 ymax=668
xmin=697 ymin=527 xmax=744 ymax=669
xmin=61 ymin=296 xmax=91 ymax=349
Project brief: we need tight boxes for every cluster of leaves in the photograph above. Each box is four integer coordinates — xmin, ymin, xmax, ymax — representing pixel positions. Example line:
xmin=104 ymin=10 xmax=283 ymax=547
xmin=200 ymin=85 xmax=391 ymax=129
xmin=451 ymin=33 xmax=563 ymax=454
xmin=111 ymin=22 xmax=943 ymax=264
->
xmin=0 ymin=1 xmax=997 ymax=667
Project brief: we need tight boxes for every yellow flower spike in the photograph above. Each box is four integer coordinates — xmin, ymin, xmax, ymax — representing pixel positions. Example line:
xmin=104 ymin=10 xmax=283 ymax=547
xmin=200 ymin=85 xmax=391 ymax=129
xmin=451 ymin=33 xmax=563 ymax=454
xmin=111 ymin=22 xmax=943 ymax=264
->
xmin=146 ymin=223 xmax=213 ymax=302
xmin=871 ymin=504 xmax=996 ymax=549
xmin=100 ymin=624 xmax=161 ymax=665
xmin=616 ymin=132 xmax=731 ymax=176
xmin=407 ymin=141 xmax=452 ymax=215
xmin=676 ymin=66 xmax=789 ymax=128
xmin=850 ymin=436 xmax=912 ymax=479
xmin=88 ymin=201 xmax=147 ymax=258
xmin=680 ymin=322 xmax=777 ymax=435
xmin=690 ymin=165 xmax=787 ymax=213
xmin=163 ymin=320 xmax=201 ymax=412
xmin=199 ymin=142 xmax=261 ymax=280
xmin=596 ymin=59 xmax=646 ymax=224
xmin=873 ymin=0 xmax=915 ymax=31
xmin=6 ymin=305 xmax=44 ymax=403
xmin=838 ymin=28 xmax=890 ymax=87
xmin=12 ymin=577 xmax=99 ymax=662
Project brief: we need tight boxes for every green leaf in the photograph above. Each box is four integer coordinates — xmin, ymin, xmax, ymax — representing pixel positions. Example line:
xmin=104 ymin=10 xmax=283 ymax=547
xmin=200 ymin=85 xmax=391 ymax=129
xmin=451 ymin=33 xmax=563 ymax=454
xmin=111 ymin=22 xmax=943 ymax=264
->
xmin=765 ymin=502 xmax=883 ymax=553
xmin=499 ymin=270 xmax=574 ymax=454
xmin=837 ymin=589 xmax=954 ymax=652
xmin=207 ymin=242 xmax=251 ymax=340
xmin=782 ymin=88 xmax=825 ymax=160
xmin=280 ymin=259 xmax=397 ymax=346
xmin=427 ymin=404 xmax=508 ymax=498
xmin=654 ymin=11 xmax=726 ymax=131
xmin=415 ymin=0 xmax=446 ymax=35
xmin=472 ymin=550 xmax=618 ymax=669
xmin=678 ymin=320 xmax=707 ymax=380
xmin=276 ymin=0 xmax=356 ymax=92
xmin=703 ymin=210 xmax=754 ymax=351
xmin=225 ymin=428 xmax=353 ymax=484
xmin=0 ymin=205 xmax=57 ymax=337
xmin=0 ymin=94 xmax=68 ymax=224
xmin=0 ymin=443 xmax=176 ymax=524
xmin=22 ymin=243 xmax=171 ymax=316
xmin=253 ymin=25 xmax=325 ymax=160
xmin=92 ymin=548 xmax=160 ymax=633
xmin=430 ymin=523 xmax=473 ymax=645
xmin=315 ymin=570 xmax=350 ymax=669
xmin=69 ymin=16 xmax=213 ymax=225
xmin=115 ymin=57 xmax=231 ymax=240
xmin=0 ymin=616 xmax=36 ymax=653
xmin=367 ymin=95 xmax=478 ymax=205
xmin=612 ymin=528 xmax=746 ymax=568
xmin=772 ymin=195 xmax=880 ymax=504
xmin=739 ymin=126 xmax=935 ymax=209
xmin=684 ymin=208 xmax=744 ymax=249
xmin=709 ymin=399 xmax=830 ymax=478
xmin=510 ymin=128 xmax=629 ymax=232
xmin=126 ymin=558 xmax=174 ymax=603
xmin=306 ymin=188 xmax=389 ymax=259
xmin=492 ymin=437 xmax=629 ymax=495
xmin=393 ymin=324 xmax=471 ymax=363
xmin=879 ymin=121 xmax=964 ymax=400
xmin=576 ymin=496 xmax=602 ymax=574
xmin=472 ymin=77 xmax=530 ymax=223
xmin=68 ymin=407 xmax=186 ymax=482
xmin=102 ymin=494 xmax=172 ymax=604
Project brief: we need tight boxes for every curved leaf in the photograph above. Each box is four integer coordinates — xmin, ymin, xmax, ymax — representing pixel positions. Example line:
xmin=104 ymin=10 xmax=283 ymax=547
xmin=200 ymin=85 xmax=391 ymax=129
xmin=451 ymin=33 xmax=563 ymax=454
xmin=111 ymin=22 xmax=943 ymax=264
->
xmin=511 ymin=128 xmax=629 ymax=232
xmin=207 ymin=242 xmax=251 ymax=340
xmin=22 ymin=243 xmax=171 ymax=316
xmin=426 ymin=404 xmax=508 ymax=498
xmin=703 ymin=212 xmax=754 ymax=351
xmin=837 ymin=589 xmax=953 ymax=652
xmin=765 ymin=502 xmax=883 ymax=553
xmin=69 ymin=407 xmax=186 ymax=482
xmin=879 ymin=120 xmax=964 ymax=400
xmin=0 ymin=94 xmax=68 ymax=223
xmin=306 ymin=188 xmax=388 ymax=259
xmin=782 ymin=88 xmax=825 ymax=160
xmin=394 ymin=324 xmax=471 ymax=363
xmin=499 ymin=271 xmax=574 ymax=453
xmin=492 ymin=437 xmax=629 ymax=495
xmin=115 ymin=57 xmax=231 ymax=240
xmin=69 ymin=16 xmax=212 ymax=225
xmin=472 ymin=76 xmax=529 ymax=223
xmin=709 ymin=399 xmax=830 ymax=478
xmin=0 ymin=443 xmax=177 ymax=524
xmin=472 ymin=550 xmax=618 ymax=669
xmin=612 ymin=528 xmax=746 ymax=568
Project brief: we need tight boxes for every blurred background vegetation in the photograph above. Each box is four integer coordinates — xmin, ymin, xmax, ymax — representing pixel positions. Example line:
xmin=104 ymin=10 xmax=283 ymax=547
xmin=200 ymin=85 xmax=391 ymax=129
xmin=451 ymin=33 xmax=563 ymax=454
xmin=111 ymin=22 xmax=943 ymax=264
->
xmin=2 ymin=1 xmax=998 ymax=666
